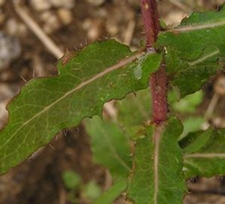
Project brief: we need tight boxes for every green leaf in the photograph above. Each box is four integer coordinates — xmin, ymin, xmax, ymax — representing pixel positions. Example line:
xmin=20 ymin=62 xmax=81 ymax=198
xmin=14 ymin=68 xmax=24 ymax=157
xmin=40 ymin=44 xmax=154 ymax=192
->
xmin=156 ymin=7 xmax=225 ymax=60
xmin=0 ymin=40 xmax=162 ymax=174
xmin=116 ymin=89 xmax=151 ymax=140
xmin=85 ymin=116 xmax=131 ymax=177
xmin=93 ymin=179 xmax=127 ymax=204
xmin=156 ymin=7 xmax=225 ymax=97
xmin=171 ymin=90 xmax=203 ymax=113
xmin=168 ymin=89 xmax=204 ymax=139
xmin=126 ymin=117 xmax=186 ymax=204
xmin=178 ymin=116 xmax=204 ymax=139
xmin=183 ymin=128 xmax=225 ymax=178
xmin=82 ymin=181 xmax=102 ymax=200
xmin=179 ymin=128 xmax=212 ymax=153
xmin=62 ymin=170 xmax=81 ymax=190
xmin=165 ymin=47 xmax=218 ymax=97
xmin=173 ymin=64 xmax=217 ymax=97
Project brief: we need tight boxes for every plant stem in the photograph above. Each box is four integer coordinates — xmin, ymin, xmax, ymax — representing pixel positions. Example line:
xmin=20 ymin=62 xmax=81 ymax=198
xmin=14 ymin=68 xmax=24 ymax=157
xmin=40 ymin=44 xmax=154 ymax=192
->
xmin=141 ymin=0 xmax=160 ymax=49
xmin=150 ymin=64 xmax=167 ymax=123
xmin=141 ymin=0 xmax=167 ymax=124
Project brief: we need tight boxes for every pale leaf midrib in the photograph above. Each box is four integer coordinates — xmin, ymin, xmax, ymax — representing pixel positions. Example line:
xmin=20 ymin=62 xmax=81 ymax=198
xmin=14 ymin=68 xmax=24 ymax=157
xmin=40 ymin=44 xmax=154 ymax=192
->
xmin=153 ymin=126 xmax=163 ymax=204
xmin=0 ymin=51 xmax=143 ymax=155
xmin=168 ymin=20 xmax=225 ymax=33
xmin=184 ymin=153 xmax=225 ymax=159
xmin=188 ymin=49 xmax=219 ymax=66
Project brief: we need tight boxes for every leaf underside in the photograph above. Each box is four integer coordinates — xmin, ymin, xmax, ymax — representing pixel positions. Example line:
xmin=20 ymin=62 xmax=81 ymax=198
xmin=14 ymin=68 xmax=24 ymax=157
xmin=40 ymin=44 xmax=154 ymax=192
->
xmin=0 ymin=40 xmax=162 ymax=174
xmin=156 ymin=6 xmax=225 ymax=97
xmin=126 ymin=117 xmax=186 ymax=204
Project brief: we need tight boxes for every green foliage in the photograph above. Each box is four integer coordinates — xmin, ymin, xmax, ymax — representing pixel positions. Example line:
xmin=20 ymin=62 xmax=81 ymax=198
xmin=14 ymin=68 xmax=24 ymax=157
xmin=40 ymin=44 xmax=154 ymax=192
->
xmin=156 ymin=7 xmax=225 ymax=60
xmin=0 ymin=3 xmax=225 ymax=204
xmin=126 ymin=118 xmax=186 ymax=204
xmin=168 ymin=90 xmax=204 ymax=138
xmin=117 ymin=89 xmax=151 ymax=139
xmin=156 ymin=6 xmax=225 ymax=97
xmin=179 ymin=116 xmax=204 ymax=139
xmin=0 ymin=40 xmax=161 ymax=175
xmin=82 ymin=181 xmax=102 ymax=200
xmin=62 ymin=170 xmax=81 ymax=190
xmin=85 ymin=116 xmax=131 ymax=177
xmin=170 ymin=90 xmax=203 ymax=113
xmin=182 ymin=128 xmax=225 ymax=178
xmin=62 ymin=172 xmax=104 ymax=203
xmin=85 ymin=89 xmax=152 ymax=202
xmin=93 ymin=179 xmax=127 ymax=204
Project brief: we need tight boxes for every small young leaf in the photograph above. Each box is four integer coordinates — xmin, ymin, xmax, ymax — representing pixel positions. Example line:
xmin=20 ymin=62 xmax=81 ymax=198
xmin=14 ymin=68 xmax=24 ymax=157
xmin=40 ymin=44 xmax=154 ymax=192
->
xmin=171 ymin=90 xmax=203 ymax=113
xmin=93 ymin=179 xmax=127 ymax=204
xmin=183 ymin=128 xmax=225 ymax=178
xmin=85 ymin=116 xmax=131 ymax=177
xmin=82 ymin=181 xmax=102 ymax=200
xmin=126 ymin=117 xmax=186 ymax=204
xmin=0 ymin=40 xmax=162 ymax=174
xmin=117 ymin=89 xmax=151 ymax=139
xmin=179 ymin=128 xmax=212 ymax=153
xmin=62 ymin=170 xmax=81 ymax=190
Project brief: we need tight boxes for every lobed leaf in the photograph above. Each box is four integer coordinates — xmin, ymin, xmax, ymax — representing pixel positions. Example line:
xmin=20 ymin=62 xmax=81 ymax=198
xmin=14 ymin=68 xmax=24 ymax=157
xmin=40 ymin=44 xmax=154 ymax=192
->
xmin=156 ymin=7 xmax=225 ymax=97
xmin=0 ymin=40 xmax=162 ymax=174
xmin=156 ymin=6 xmax=225 ymax=60
xmin=182 ymin=128 xmax=225 ymax=178
xmin=85 ymin=116 xmax=131 ymax=177
xmin=126 ymin=117 xmax=186 ymax=204
xmin=166 ymin=48 xmax=218 ymax=97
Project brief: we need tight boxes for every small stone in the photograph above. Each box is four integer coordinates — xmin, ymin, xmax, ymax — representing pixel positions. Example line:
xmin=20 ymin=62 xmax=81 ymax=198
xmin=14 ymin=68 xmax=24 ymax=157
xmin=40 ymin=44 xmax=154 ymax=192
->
xmin=86 ymin=0 xmax=105 ymax=6
xmin=106 ymin=23 xmax=118 ymax=36
xmin=39 ymin=10 xmax=52 ymax=22
xmin=5 ymin=18 xmax=28 ymax=36
xmin=0 ymin=32 xmax=21 ymax=70
xmin=30 ymin=0 xmax=51 ymax=11
xmin=82 ymin=19 xmax=103 ymax=40
xmin=82 ymin=19 xmax=92 ymax=30
xmin=5 ymin=19 xmax=17 ymax=35
xmin=57 ymin=8 xmax=72 ymax=25
xmin=0 ymin=0 xmax=5 ymax=6
xmin=49 ymin=0 xmax=75 ymax=9
xmin=40 ymin=11 xmax=60 ymax=33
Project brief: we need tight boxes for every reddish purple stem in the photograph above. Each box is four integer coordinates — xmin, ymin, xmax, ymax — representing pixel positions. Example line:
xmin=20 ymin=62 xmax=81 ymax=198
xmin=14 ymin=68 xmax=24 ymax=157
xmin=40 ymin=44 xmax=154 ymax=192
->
xmin=141 ymin=0 xmax=167 ymax=124
xmin=150 ymin=64 xmax=167 ymax=123
xmin=141 ymin=0 xmax=160 ymax=48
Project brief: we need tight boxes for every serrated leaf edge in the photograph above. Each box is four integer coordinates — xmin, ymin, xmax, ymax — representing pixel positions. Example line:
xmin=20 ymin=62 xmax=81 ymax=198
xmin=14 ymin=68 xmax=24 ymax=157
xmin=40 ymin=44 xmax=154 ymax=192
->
xmin=0 ymin=50 xmax=144 ymax=153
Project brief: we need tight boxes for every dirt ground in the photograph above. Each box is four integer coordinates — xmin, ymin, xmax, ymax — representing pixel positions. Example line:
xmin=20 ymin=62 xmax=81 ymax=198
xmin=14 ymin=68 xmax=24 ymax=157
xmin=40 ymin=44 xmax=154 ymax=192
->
xmin=0 ymin=0 xmax=225 ymax=203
